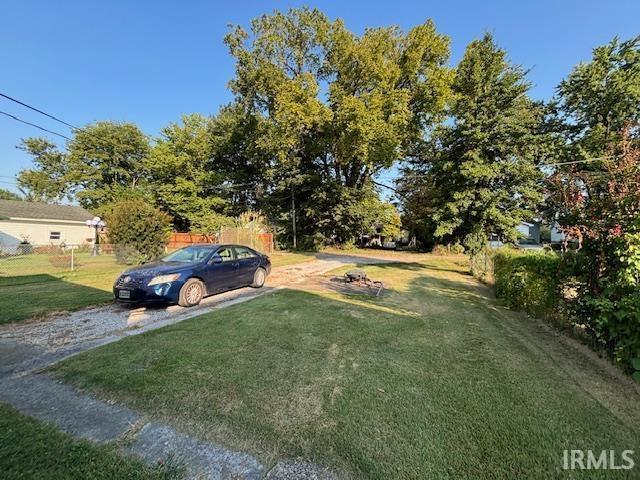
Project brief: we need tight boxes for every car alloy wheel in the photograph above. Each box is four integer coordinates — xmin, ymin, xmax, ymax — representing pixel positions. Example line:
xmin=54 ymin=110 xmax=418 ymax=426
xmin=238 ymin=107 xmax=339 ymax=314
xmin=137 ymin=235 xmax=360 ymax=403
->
xmin=179 ymin=278 xmax=204 ymax=307
xmin=252 ymin=268 xmax=266 ymax=288
xmin=185 ymin=283 xmax=202 ymax=304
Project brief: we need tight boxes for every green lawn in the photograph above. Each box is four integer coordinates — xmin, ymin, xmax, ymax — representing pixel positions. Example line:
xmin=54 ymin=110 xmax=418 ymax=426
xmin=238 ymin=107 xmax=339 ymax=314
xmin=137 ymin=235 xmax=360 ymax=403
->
xmin=268 ymin=250 xmax=316 ymax=267
xmin=52 ymin=258 xmax=640 ymax=479
xmin=0 ymin=250 xmax=314 ymax=324
xmin=0 ymin=402 xmax=181 ymax=480
xmin=0 ymin=253 xmax=122 ymax=324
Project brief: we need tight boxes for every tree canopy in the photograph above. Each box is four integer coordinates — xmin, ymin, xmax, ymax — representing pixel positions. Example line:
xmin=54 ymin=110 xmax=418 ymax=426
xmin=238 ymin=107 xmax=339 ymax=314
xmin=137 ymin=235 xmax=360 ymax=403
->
xmin=17 ymin=122 xmax=150 ymax=211
xmin=400 ymin=33 xmax=547 ymax=251
xmin=557 ymin=35 xmax=640 ymax=157
xmin=224 ymin=7 xmax=451 ymax=244
xmin=0 ymin=188 xmax=21 ymax=201
xmin=12 ymin=9 xmax=638 ymax=254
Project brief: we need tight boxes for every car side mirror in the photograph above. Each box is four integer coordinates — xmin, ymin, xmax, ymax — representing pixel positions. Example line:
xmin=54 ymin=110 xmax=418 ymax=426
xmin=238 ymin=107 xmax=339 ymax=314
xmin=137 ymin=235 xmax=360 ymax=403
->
xmin=210 ymin=254 xmax=223 ymax=264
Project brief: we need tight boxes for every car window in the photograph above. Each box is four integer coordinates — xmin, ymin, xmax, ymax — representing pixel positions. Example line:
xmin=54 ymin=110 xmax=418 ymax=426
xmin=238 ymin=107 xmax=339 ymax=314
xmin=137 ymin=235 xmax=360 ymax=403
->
xmin=161 ymin=246 xmax=216 ymax=263
xmin=235 ymin=246 xmax=257 ymax=259
xmin=216 ymin=247 xmax=235 ymax=262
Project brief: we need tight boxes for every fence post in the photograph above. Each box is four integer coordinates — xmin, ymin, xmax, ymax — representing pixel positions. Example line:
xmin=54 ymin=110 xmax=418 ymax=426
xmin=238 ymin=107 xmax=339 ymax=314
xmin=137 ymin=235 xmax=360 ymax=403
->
xmin=484 ymin=250 xmax=487 ymax=276
xmin=70 ymin=246 xmax=75 ymax=271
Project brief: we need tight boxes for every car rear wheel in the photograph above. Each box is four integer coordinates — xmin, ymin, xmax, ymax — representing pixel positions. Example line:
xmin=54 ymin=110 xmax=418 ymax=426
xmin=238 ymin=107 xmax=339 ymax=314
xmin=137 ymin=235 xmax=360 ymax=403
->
xmin=251 ymin=267 xmax=266 ymax=288
xmin=178 ymin=278 xmax=204 ymax=307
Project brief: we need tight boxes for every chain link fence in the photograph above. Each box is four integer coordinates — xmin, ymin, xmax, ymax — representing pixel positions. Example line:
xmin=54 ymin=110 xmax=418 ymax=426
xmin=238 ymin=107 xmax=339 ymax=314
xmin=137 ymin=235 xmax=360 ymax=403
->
xmin=0 ymin=244 xmax=118 ymax=279
xmin=218 ymin=226 xmax=274 ymax=253
xmin=0 ymin=231 xmax=274 ymax=280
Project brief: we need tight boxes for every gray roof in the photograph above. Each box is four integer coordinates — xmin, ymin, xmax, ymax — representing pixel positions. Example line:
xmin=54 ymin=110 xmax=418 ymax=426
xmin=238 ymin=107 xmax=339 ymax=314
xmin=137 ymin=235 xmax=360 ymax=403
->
xmin=0 ymin=200 xmax=93 ymax=222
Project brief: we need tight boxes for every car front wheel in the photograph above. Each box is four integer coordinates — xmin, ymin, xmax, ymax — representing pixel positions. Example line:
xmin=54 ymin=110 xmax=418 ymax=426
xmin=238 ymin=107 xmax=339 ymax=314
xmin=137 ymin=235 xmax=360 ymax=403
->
xmin=251 ymin=268 xmax=266 ymax=288
xmin=178 ymin=278 xmax=204 ymax=307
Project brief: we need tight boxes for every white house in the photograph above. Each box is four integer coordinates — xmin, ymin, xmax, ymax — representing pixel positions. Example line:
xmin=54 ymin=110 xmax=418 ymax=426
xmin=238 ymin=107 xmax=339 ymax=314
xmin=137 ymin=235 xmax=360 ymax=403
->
xmin=516 ymin=221 xmax=541 ymax=244
xmin=0 ymin=200 xmax=94 ymax=252
xmin=489 ymin=221 xmax=542 ymax=248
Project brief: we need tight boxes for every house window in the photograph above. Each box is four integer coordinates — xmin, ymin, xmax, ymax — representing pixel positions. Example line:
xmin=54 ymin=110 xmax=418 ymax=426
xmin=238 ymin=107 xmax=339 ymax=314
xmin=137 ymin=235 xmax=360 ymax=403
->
xmin=50 ymin=231 xmax=61 ymax=240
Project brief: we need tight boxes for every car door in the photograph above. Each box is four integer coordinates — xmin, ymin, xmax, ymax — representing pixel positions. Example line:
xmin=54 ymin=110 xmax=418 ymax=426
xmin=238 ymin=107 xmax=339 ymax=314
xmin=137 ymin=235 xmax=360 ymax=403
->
xmin=204 ymin=246 xmax=239 ymax=293
xmin=234 ymin=246 xmax=260 ymax=284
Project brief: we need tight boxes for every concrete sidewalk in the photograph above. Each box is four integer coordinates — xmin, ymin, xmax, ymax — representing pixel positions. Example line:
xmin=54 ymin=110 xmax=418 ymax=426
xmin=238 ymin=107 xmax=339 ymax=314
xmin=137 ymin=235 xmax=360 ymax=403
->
xmin=0 ymin=372 xmax=264 ymax=479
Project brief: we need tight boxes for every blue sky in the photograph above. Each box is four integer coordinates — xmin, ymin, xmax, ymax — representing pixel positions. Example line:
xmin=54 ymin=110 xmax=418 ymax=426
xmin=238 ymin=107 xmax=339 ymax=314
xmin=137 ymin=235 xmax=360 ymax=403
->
xmin=1 ymin=0 xmax=639 ymax=193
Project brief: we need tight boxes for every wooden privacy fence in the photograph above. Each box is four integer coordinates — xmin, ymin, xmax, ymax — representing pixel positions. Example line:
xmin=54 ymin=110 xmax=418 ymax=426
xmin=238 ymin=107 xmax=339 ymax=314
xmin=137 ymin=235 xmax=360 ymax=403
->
xmin=256 ymin=233 xmax=274 ymax=254
xmin=168 ymin=228 xmax=274 ymax=254
xmin=168 ymin=232 xmax=217 ymax=249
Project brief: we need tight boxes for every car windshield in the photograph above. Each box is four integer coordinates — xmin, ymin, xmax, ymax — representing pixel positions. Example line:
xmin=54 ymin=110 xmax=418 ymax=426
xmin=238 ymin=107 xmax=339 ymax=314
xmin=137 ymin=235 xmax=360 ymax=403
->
xmin=160 ymin=246 xmax=217 ymax=263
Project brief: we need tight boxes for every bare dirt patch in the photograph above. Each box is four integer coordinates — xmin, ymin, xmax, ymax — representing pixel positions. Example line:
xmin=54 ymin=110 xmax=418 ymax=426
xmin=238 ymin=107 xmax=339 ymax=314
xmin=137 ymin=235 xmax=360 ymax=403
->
xmin=300 ymin=274 xmax=390 ymax=297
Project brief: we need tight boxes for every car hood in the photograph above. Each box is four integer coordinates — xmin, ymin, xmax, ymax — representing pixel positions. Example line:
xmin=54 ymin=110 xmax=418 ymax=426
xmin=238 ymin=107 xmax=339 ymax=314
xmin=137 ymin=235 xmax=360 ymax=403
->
xmin=122 ymin=261 xmax=195 ymax=278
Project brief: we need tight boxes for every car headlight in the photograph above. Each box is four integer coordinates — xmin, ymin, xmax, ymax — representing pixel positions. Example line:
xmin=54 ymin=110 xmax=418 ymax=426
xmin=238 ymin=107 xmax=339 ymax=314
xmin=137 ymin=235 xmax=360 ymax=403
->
xmin=147 ymin=273 xmax=181 ymax=286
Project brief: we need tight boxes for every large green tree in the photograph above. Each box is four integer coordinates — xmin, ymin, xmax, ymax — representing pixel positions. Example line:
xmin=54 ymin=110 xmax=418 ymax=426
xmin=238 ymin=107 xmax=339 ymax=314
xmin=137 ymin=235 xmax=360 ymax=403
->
xmin=66 ymin=122 xmax=150 ymax=209
xmin=556 ymin=35 xmax=640 ymax=158
xmin=225 ymin=7 xmax=452 ymax=244
xmin=17 ymin=122 xmax=150 ymax=211
xmin=547 ymin=35 xmax=640 ymax=236
xmin=17 ymin=138 xmax=70 ymax=203
xmin=401 ymin=33 xmax=547 ymax=251
xmin=147 ymin=108 xmax=275 ymax=232
xmin=147 ymin=113 xmax=228 ymax=231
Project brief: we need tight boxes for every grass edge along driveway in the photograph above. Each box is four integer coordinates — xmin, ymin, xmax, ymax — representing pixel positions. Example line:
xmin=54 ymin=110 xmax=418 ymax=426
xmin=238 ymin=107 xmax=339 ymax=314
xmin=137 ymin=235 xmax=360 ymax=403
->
xmin=0 ymin=402 xmax=182 ymax=480
xmin=52 ymin=258 xmax=640 ymax=479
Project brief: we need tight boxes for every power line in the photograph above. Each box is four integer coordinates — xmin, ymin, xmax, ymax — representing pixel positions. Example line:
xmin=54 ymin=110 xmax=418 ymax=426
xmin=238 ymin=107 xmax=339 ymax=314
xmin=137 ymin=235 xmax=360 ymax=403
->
xmin=0 ymin=92 xmax=79 ymax=131
xmin=0 ymin=91 xmax=139 ymax=149
xmin=0 ymin=110 xmax=71 ymax=140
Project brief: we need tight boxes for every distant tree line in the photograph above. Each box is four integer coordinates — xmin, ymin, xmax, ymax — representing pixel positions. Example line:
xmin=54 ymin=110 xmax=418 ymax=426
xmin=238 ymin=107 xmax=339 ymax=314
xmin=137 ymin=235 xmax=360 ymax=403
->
xmin=15 ymin=7 xmax=639 ymax=252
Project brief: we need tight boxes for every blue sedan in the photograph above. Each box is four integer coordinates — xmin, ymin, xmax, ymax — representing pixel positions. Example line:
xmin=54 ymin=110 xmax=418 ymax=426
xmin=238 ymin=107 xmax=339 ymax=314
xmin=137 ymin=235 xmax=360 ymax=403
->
xmin=113 ymin=244 xmax=271 ymax=307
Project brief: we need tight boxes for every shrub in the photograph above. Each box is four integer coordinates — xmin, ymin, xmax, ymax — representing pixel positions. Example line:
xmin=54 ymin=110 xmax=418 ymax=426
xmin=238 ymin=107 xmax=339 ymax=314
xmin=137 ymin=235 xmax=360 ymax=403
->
xmin=432 ymin=243 xmax=466 ymax=256
xmin=431 ymin=244 xmax=449 ymax=255
xmin=105 ymin=200 xmax=172 ymax=264
xmin=481 ymin=246 xmax=640 ymax=374
xmin=48 ymin=254 xmax=72 ymax=269
xmin=582 ymin=228 xmax=640 ymax=371
xmin=544 ymin=129 xmax=640 ymax=373
xmin=469 ymin=247 xmax=494 ymax=283
xmin=294 ymin=233 xmax=326 ymax=252
xmin=450 ymin=242 xmax=465 ymax=255
xmin=493 ymin=249 xmax=561 ymax=318
xmin=189 ymin=212 xmax=235 ymax=236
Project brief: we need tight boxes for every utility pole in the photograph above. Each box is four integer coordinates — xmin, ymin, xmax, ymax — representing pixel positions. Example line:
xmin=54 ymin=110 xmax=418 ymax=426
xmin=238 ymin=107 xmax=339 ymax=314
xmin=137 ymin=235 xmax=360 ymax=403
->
xmin=291 ymin=185 xmax=297 ymax=249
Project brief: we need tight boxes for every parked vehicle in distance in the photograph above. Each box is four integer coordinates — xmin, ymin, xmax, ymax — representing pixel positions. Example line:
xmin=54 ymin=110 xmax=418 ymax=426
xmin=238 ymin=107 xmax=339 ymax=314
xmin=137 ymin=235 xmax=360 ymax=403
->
xmin=113 ymin=244 xmax=271 ymax=307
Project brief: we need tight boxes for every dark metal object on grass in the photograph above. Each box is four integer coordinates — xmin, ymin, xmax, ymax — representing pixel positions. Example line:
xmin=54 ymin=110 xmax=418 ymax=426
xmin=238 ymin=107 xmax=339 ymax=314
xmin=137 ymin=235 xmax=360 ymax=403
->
xmin=344 ymin=269 xmax=384 ymax=297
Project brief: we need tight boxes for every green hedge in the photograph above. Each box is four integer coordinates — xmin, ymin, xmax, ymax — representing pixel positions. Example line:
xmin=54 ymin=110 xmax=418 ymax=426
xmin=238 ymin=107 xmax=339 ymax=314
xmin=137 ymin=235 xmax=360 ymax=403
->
xmin=474 ymin=248 xmax=640 ymax=375
xmin=493 ymin=249 xmax=560 ymax=318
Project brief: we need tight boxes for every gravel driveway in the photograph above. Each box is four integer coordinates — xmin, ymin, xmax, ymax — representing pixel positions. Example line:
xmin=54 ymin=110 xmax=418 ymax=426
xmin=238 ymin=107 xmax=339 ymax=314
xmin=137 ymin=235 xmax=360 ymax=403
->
xmin=0 ymin=252 xmax=399 ymax=374
xmin=0 ymin=252 xmax=407 ymax=480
